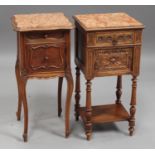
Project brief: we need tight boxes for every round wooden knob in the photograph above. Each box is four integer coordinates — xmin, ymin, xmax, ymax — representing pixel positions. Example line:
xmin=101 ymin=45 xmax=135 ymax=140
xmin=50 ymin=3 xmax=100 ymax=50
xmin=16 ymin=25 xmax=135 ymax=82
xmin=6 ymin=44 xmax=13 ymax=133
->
xmin=44 ymin=44 xmax=49 ymax=48
xmin=44 ymin=56 xmax=49 ymax=61
xmin=44 ymin=34 xmax=48 ymax=38
xmin=110 ymin=57 xmax=116 ymax=63
xmin=112 ymin=39 xmax=117 ymax=46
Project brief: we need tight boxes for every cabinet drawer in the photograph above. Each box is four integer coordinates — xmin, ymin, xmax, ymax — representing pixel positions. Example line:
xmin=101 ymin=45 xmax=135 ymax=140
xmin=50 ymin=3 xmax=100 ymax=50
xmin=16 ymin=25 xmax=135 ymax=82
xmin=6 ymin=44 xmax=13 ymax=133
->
xmin=87 ymin=31 xmax=134 ymax=47
xmin=93 ymin=48 xmax=133 ymax=76
xmin=25 ymin=43 xmax=65 ymax=73
xmin=24 ymin=31 xmax=65 ymax=44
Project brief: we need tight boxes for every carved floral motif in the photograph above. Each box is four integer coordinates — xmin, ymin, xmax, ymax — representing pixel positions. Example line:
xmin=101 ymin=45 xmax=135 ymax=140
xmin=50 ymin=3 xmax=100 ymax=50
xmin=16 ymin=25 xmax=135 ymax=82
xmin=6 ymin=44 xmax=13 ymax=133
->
xmin=94 ymin=48 xmax=133 ymax=71
xmin=96 ymin=32 xmax=133 ymax=46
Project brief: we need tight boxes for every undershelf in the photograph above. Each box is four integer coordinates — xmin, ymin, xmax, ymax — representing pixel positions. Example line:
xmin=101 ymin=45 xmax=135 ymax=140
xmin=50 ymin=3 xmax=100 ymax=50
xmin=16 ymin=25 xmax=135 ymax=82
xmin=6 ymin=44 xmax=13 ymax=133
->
xmin=79 ymin=103 xmax=129 ymax=124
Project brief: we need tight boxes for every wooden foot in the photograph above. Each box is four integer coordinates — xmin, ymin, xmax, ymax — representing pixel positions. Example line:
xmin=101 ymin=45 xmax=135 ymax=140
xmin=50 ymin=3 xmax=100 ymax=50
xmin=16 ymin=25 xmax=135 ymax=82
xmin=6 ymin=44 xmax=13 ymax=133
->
xmin=129 ymin=129 xmax=134 ymax=136
xmin=21 ymin=78 xmax=28 ymax=142
xmin=58 ymin=77 xmax=63 ymax=117
xmin=85 ymin=80 xmax=92 ymax=141
xmin=16 ymin=112 xmax=21 ymax=121
xmin=15 ymin=60 xmax=22 ymax=121
xmin=115 ymin=75 xmax=122 ymax=104
xmin=86 ymin=134 xmax=91 ymax=141
xmin=75 ymin=66 xmax=81 ymax=121
xmin=65 ymin=71 xmax=73 ymax=138
xmin=65 ymin=130 xmax=70 ymax=138
xmin=129 ymin=76 xmax=137 ymax=136
xmin=23 ymin=133 xmax=28 ymax=142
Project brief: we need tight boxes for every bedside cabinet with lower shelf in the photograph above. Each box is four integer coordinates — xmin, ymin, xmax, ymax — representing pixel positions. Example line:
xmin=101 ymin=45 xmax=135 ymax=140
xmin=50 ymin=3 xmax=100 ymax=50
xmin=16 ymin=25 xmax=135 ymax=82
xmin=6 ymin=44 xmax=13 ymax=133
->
xmin=73 ymin=12 xmax=144 ymax=140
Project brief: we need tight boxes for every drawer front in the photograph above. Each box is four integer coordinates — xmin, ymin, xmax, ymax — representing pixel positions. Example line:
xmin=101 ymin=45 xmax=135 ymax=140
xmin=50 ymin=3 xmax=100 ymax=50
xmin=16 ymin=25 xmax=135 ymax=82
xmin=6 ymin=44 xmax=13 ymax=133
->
xmin=26 ymin=43 xmax=65 ymax=73
xmin=87 ymin=31 xmax=134 ymax=47
xmin=24 ymin=31 xmax=65 ymax=44
xmin=93 ymin=48 xmax=133 ymax=76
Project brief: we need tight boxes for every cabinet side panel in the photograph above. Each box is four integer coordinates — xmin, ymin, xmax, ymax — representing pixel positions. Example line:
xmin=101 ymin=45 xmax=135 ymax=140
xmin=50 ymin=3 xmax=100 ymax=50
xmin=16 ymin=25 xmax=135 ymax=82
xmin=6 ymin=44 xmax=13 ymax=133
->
xmin=77 ymin=29 xmax=85 ymax=65
xmin=132 ymin=46 xmax=141 ymax=76
xmin=18 ymin=32 xmax=28 ymax=76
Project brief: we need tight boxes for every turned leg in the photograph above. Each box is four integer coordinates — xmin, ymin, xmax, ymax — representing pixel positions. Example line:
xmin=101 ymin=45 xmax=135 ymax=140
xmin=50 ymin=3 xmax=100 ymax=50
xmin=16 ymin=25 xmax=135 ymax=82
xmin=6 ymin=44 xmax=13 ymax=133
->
xmin=15 ymin=60 xmax=22 ymax=121
xmin=115 ymin=75 xmax=122 ymax=104
xmin=85 ymin=80 xmax=92 ymax=140
xmin=129 ymin=76 xmax=137 ymax=136
xmin=75 ymin=66 xmax=81 ymax=121
xmin=65 ymin=72 xmax=73 ymax=138
xmin=21 ymin=78 xmax=28 ymax=142
xmin=58 ymin=77 xmax=63 ymax=117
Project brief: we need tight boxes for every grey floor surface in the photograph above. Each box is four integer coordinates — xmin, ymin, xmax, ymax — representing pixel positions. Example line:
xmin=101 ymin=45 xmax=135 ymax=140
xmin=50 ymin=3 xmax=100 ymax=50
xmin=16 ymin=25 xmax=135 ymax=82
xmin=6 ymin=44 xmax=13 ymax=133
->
xmin=0 ymin=47 xmax=155 ymax=148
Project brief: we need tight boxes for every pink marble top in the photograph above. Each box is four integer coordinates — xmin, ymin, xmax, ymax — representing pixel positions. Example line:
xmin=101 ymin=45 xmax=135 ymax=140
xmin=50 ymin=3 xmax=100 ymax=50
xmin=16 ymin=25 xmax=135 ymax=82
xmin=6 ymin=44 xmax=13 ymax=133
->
xmin=12 ymin=12 xmax=73 ymax=32
xmin=74 ymin=12 xmax=144 ymax=31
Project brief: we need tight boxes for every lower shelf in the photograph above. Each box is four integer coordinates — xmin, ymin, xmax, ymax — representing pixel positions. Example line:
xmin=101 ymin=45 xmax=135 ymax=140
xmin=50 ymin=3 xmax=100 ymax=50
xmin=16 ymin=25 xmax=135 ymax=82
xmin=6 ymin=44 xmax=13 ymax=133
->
xmin=79 ymin=103 xmax=129 ymax=124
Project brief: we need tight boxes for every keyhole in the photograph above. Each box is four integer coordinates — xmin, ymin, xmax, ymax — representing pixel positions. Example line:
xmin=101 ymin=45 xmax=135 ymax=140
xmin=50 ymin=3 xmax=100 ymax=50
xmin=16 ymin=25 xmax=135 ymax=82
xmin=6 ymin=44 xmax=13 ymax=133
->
xmin=112 ymin=39 xmax=117 ymax=46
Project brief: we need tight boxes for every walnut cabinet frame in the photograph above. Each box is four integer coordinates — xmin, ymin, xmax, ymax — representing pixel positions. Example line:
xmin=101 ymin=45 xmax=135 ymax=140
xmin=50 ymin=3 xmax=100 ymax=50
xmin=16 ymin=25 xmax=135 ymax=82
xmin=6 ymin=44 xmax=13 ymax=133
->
xmin=73 ymin=14 xmax=144 ymax=140
xmin=15 ymin=30 xmax=73 ymax=142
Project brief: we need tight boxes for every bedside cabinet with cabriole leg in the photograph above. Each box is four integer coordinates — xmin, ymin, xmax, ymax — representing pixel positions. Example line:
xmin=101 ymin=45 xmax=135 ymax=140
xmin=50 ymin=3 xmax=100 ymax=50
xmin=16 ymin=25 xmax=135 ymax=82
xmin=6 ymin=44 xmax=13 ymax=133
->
xmin=12 ymin=13 xmax=74 ymax=142
xmin=73 ymin=12 xmax=144 ymax=140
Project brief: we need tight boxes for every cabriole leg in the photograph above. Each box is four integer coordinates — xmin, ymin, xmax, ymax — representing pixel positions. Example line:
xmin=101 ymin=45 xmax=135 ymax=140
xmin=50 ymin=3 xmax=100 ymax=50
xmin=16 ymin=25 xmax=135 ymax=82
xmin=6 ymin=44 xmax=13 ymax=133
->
xmin=65 ymin=72 xmax=73 ymax=138
xmin=15 ymin=60 xmax=22 ymax=121
xmin=21 ymin=78 xmax=28 ymax=142
xmin=58 ymin=77 xmax=63 ymax=117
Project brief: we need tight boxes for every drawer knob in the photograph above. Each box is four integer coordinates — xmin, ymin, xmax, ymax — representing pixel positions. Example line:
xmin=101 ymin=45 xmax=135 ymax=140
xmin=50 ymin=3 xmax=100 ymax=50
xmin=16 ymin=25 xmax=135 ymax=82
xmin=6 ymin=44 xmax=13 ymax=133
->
xmin=44 ymin=56 xmax=49 ymax=61
xmin=110 ymin=57 xmax=116 ymax=63
xmin=44 ymin=34 xmax=48 ymax=38
xmin=112 ymin=39 xmax=117 ymax=46
xmin=44 ymin=44 xmax=49 ymax=48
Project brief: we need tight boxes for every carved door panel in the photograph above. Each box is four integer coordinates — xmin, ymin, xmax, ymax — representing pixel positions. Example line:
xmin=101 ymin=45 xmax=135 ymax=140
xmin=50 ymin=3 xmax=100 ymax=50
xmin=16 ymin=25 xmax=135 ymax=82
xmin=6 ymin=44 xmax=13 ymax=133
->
xmin=26 ymin=43 xmax=65 ymax=73
xmin=93 ymin=48 xmax=133 ymax=76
